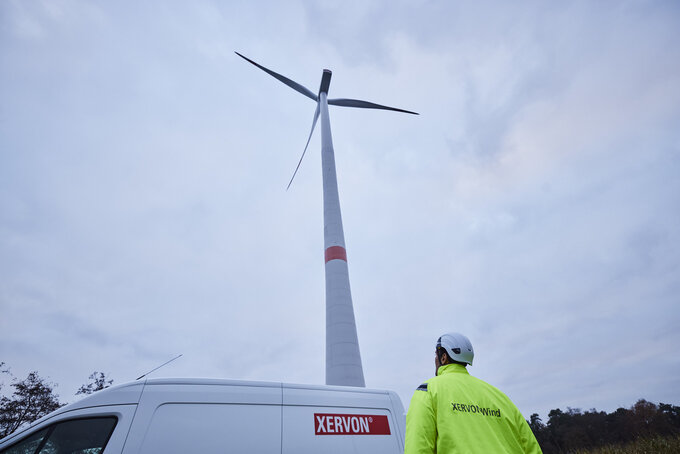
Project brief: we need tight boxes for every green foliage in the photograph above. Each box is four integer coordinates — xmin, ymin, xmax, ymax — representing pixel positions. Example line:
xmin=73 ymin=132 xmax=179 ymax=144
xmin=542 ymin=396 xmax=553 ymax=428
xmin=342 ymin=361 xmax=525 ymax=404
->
xmin=530 ymin=400 xmax=680 ymax=454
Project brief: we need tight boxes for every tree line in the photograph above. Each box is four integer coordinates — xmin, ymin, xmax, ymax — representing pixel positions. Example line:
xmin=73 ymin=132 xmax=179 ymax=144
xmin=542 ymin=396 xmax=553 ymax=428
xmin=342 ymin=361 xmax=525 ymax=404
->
xmin=528 ymin=399 xmax=680 ymax=453
xmin=0 ymin=362 xmax=113 ymax=438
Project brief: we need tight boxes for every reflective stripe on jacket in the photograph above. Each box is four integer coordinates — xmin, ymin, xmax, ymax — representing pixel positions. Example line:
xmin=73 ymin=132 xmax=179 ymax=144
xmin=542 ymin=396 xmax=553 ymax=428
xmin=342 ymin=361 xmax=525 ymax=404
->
xmin=405 ymin=364 xmax=542 ymax=454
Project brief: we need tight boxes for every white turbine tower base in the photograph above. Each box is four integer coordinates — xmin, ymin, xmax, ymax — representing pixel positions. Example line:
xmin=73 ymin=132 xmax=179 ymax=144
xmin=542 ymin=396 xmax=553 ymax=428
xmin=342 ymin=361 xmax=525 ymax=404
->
xmin=236 ymin=53 xmax=418 ymax=387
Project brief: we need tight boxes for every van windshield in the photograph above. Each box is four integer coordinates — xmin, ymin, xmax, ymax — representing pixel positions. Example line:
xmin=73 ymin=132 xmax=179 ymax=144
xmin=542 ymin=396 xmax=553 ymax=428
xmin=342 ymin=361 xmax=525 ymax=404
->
xmin=1 ymin=417 xmax=117 ymax=454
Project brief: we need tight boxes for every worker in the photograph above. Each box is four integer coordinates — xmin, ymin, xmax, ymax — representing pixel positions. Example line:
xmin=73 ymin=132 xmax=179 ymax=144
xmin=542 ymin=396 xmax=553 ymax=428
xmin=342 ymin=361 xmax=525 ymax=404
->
xmin=405 ymin=333 xmax=542 ymax=453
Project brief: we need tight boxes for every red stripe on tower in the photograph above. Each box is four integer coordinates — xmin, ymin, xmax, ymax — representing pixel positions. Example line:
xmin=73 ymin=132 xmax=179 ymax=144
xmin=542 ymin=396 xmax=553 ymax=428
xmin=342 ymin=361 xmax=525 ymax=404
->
xmin=325 ymin=246 xmax=347 ymax=263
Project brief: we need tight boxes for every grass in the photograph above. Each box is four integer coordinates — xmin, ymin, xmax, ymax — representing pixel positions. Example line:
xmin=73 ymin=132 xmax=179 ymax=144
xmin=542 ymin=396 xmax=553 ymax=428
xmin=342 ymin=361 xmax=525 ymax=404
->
xmin=572 ymin=435 xmax=680 ymax=454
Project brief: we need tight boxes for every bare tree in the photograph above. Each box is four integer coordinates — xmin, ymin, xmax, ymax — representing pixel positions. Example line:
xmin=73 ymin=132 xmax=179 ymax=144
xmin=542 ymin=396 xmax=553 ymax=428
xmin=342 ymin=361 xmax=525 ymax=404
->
xmin=76 ymin=372 xmax=113 ymax=395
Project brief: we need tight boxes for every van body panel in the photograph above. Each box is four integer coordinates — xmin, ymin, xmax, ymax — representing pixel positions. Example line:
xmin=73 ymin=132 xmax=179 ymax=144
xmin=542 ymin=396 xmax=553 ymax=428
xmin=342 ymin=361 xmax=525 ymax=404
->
xmin=1 ymin=378 xmax=405 ymax=454
xmin=122 ymin=381 xmax=282 ymax=454
xmin=282 ymin=383 xmax=394 ymax=408
xmin=283 ymin=405 xmax=401 ymax=453
xmin=388 ymin=391 xmax=407 ymax=444
xmin=137 ymin=403 xmax=281 ymax=453
xmin=282 ymin=384 xmax=405 ymax=453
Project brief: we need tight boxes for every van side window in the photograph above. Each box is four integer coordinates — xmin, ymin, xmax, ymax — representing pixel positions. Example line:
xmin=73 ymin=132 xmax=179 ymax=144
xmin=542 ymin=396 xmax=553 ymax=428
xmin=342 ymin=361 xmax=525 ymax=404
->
xmin=0 ymin=428 xmax=50 ymax=454
xmin=0 ymin=417 xmax=117 ymax=454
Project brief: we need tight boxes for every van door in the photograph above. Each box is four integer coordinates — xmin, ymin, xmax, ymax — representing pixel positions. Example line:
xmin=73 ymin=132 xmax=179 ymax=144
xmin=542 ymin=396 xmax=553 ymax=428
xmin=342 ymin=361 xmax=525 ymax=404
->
xmin=123 ymin=381 xmax=282 ymax=453
xmin=136 ymin=403 xmax=281 ymax=453
xmin=0 ymin=405 xmax=137 ymax=454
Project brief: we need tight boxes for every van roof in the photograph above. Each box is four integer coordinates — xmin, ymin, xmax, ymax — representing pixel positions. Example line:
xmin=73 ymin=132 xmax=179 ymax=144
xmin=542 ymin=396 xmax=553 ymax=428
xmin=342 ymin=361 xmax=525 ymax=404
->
xmin=141 ymin=377 xmax=393 ymax=394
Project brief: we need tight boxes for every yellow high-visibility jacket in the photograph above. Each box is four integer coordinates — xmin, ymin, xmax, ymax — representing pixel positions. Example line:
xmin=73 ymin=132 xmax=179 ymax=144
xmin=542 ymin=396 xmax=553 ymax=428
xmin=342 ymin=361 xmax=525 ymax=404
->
xmin=405 ymin=364 xmax=542 ymax=454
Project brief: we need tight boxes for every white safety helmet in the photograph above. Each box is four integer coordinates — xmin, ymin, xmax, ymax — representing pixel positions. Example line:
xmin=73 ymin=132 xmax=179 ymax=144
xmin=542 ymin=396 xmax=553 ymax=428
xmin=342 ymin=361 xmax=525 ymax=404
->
xmin=436 ymin=333 xmax=474 ymax=366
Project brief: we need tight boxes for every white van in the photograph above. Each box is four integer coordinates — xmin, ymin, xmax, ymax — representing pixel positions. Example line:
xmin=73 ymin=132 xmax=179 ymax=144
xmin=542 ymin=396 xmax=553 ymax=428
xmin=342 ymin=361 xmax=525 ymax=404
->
xmin=0 ymin=378 xmax=406 ymax=453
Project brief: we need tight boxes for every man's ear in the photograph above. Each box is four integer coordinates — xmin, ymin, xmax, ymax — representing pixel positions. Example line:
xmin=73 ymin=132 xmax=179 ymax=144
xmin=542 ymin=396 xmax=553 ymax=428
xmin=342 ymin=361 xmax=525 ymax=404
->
xmin=440 ymin=351 xmax=450 ymax=365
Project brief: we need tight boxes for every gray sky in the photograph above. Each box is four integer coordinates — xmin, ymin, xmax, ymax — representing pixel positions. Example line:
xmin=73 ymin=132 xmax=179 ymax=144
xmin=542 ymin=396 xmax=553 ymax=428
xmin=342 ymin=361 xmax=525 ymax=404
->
xmin=1 ymin=0 xmax=679 ymax=420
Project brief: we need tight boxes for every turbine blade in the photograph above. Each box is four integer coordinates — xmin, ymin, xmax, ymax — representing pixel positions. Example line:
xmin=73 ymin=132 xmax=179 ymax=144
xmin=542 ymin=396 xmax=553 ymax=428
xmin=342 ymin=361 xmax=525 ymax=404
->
xmin=235 ymin=52 xmax=317 ymax=102
xmin=287 ymin=103 xmax=320 ymax=191
xmin=328 ymin=98 xmax=419 ymax=115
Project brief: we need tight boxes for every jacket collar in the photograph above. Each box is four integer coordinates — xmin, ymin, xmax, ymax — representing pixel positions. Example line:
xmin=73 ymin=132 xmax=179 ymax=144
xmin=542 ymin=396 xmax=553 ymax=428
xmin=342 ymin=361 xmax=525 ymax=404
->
xmin=437 ymin=363 xmax=469 ymax=376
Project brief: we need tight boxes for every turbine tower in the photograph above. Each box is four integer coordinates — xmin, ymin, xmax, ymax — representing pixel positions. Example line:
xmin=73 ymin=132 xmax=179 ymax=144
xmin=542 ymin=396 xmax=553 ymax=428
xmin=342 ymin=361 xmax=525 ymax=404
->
xmin=236 ymin=52 xmax=417 ymax=387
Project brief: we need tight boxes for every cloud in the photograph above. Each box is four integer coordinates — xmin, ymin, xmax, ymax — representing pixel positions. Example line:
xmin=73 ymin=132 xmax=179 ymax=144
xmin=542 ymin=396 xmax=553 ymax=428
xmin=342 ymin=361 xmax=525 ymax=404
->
xmin=1 ymin=0 xmax=679 ymax=420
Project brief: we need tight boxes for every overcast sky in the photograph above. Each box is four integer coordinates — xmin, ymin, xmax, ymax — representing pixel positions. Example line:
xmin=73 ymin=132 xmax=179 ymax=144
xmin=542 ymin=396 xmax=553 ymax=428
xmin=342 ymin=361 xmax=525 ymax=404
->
xmin=1 ymin=0 xmax=679 ymax=420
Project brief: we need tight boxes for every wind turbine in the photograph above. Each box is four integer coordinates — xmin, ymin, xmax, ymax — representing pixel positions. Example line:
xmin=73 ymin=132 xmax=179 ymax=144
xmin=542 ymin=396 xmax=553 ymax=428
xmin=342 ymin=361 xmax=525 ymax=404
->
xmin=236 ymin=52 xmax=418 ymax=387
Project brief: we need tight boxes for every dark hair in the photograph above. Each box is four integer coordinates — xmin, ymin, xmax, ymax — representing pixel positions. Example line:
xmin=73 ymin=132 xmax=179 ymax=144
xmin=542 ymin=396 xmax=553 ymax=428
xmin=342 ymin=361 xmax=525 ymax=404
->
xmin=437 ymin=347 xmax=468 ymax=367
